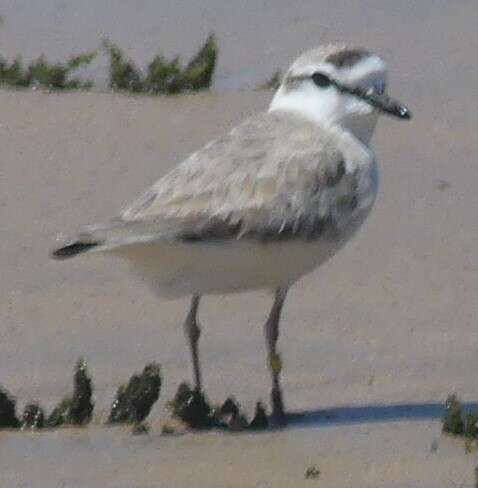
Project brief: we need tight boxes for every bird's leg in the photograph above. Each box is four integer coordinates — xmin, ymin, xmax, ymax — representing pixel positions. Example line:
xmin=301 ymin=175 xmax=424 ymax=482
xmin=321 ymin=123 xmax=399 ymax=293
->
xmin=264 ymin=287 xmax=288 ymax=425
xmin=183 ymin=295 xmax=202 ymax=391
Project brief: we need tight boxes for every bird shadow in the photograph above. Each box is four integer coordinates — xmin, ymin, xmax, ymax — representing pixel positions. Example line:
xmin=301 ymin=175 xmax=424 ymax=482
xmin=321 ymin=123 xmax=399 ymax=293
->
xmin=285 ymin=401 xmax=478 ymax=429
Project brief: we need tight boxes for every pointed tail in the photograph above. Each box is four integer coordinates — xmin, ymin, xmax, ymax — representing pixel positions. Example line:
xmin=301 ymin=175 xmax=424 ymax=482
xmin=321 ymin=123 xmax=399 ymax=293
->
xmin=51 ymin=241 xmax=99 ymax=260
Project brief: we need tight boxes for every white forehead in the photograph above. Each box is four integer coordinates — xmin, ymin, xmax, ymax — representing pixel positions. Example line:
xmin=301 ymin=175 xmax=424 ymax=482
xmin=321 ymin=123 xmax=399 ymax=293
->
xmin=287 ymin=45 xmax=387 ymax=84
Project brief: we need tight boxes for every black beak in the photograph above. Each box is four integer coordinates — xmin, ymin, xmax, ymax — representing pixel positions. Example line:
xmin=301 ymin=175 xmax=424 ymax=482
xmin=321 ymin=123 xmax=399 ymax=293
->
xmin=335 ymin=82 xmax=412 ymax=120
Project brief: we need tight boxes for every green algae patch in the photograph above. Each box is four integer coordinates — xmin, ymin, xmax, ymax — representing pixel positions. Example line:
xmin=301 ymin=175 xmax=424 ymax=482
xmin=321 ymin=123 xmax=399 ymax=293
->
xmin=258 ymin=69 xmax=282 ymax=90
xmin=0 ymin=26 xmax=216 ymax=94
xmin=101 ymin=40 xmax=143 ymax=93
xmin=443 ymin=394 xmax=464 ymax=436
xmin=305 ymin=465 xmax=321 ymax=480
xmin=182 ymin=34 xmax=217 ymax=91
xmin=103 ymin=33 xmax=217 ymax=95
xmin=21 ymin=403 xmax=45 ymax=430
xmin=0 ymin=52 xmax=95 ymax=90
xmin=167 ymin=382 xmax=215 ymax=430
xmin=441 ymin=394 xmax=478 ymax=453
xmin=108 ymin=362 xmax=161 ymax=425
xmin=46 ymin=358 xmax=94 ymax=427
xmin=0 ymin=387 xmax=20 ymax=429
xmin=167 ymin=383 xmax=270 ymax=432
xmin=249 ymin=401 xmax=269 ymax=430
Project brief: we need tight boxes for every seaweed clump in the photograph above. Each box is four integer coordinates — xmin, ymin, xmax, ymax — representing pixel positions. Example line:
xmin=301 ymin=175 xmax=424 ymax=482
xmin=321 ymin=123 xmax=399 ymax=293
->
xmin=167 ymin=384 xmax=269 ymax=432
xmin=101 ymin=40 xmax=143 ymax=93
xmin=0 ymin=52 xmax=95 ymax=90
xmin=0 ymin=387 xmax=20 ymax=429
xmin=46 ymin=358 xmax=94 ymax=427
xmin=145 ymin=55 xmax=184 ymax=94
xmin=441 ymin=394 xmax=478 ymax=452
xmin=0 ymin=32 xmax=216 ymax=94
xmin=182 ymin=34 xmax=217 ymax=91
xmin=258 ymin=69 xmax=282 ymax=90
xmin=0 ymin=57 xmax=28 ymax=87
xmin=305 ymin=465 xmax=321 ymax=480
xmin=465 ymin=412 xmax=478 ymax=439
xmin=108 ymin=362 xmax=161 ymax=426
xmin=27 ymin=52 xmax=95 ymax=89
xmin=213 ymin=396 xmax=247 ymax=431
xmin=249 ymin=401 xmax=269 ymax=430
xmin=443 ymin=394 xmax=464 ymax=436
xmin=167 ymin=382 xmax=215 ymax=430
xmin=22 ymin=403 xmax=45 ymax=430
xmin=103 ymin=34 xmax=217 ymax=95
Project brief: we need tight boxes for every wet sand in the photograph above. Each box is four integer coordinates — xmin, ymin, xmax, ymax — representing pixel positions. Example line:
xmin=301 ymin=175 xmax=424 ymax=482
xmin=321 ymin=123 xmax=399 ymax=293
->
xmin=1 ymin=1 xmax=478 ymax=486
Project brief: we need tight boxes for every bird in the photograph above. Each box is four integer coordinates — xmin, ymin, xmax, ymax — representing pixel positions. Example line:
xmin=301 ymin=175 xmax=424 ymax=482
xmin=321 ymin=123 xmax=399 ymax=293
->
xmin=52 ymin=44 xmax=411 ymax=426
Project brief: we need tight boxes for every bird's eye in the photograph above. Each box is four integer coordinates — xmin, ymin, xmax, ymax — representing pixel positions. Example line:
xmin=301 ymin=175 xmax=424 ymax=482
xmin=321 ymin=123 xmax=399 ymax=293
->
xmin=312 ymin=72 xmax=332 ymax=88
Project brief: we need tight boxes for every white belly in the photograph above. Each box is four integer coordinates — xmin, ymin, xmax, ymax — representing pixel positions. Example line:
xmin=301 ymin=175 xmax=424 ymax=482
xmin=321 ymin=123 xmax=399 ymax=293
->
xmin=108 ymin=234 xmax=351 ymax=298
xmin=104 ymin=169 xmax=377 ymax=298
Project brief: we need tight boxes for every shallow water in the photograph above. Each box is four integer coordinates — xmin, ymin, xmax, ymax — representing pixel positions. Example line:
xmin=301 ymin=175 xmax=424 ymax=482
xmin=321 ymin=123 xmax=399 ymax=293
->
xmin=0 ymin=0 xmax=476 ymax=91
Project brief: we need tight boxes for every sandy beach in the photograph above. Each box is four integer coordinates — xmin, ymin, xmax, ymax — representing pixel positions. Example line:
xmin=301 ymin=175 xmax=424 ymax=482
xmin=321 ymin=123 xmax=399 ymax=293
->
xmin=1 ymin=1 xmax=478 ymax=486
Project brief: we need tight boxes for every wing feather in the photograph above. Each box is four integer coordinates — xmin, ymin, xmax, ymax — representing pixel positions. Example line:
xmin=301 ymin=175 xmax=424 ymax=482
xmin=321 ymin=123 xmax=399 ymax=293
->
xmin=120 ymin=111 xmax=373 ymax=239
xmin=54 ymin=110 xmax=375 ymax=257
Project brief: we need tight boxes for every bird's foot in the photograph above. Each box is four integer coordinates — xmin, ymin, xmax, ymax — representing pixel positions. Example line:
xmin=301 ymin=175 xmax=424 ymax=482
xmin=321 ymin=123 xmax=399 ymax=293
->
xmin=271 ymin=387 xmax=286 ymax=427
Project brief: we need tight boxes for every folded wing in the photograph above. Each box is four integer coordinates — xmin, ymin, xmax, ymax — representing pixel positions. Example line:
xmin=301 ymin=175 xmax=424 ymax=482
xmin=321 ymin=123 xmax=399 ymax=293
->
xmin=52 ymin=110 xmax=373 ymax=259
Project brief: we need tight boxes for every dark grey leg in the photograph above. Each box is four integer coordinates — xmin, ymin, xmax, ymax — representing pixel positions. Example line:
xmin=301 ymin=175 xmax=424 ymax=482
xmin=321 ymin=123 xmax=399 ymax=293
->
xmin=264 ymin=287 xmax=288 ymax=425
xmin=184 ymin=295 xmax=202 ymax=391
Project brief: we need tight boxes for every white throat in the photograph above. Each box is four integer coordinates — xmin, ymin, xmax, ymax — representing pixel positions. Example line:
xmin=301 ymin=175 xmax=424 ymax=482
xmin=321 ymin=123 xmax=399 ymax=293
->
xmin=269 ymin=81 xmax=379 ymax=145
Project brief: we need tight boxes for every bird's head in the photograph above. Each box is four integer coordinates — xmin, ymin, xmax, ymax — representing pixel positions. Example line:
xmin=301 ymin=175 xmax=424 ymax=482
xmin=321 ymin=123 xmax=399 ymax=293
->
xmin=269 ymin=44 xmax=411 ymax=144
